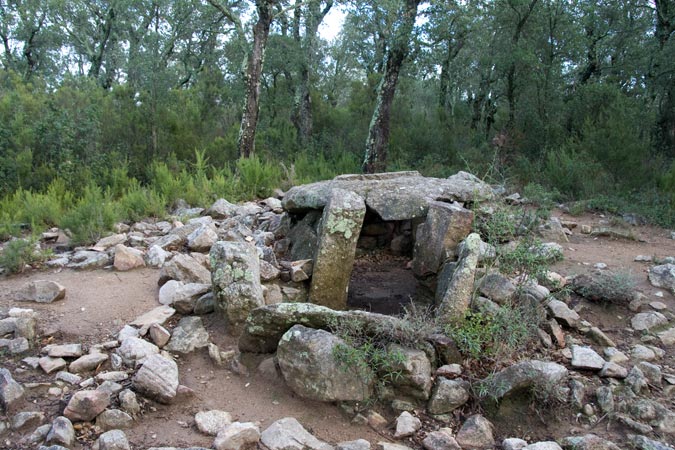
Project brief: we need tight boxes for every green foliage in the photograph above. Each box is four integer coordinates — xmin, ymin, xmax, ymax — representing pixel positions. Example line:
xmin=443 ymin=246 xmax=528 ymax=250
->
xmin=0 ymin=238 xmax=51 ymax=274
xmin=446 ymin=304 xmax=539 ymax=361
xmin=60 ymin=185 xmax=119 ymax=245
xmin=234 ymin=156 xmax=283 ymax=200
xmin=498 ymin=238 xmax=561 ymax=282
xmin=118 ymin=181 xmax=166 ymax=222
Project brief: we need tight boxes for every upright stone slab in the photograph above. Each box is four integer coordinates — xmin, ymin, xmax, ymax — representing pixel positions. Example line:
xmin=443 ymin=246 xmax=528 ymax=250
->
xmin=436 ymin=233 xmax=481 ymax=324
xmin=211 ymin=241 xmax=264 ymax=334
xmin=309 ymin=189 xmax=365 ymax=310
xmin=412 ymin=201 xmax=474 ymax=277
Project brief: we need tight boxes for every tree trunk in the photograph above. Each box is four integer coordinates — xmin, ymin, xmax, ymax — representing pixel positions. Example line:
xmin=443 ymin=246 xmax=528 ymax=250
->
xmin=363 ymin=0 xmax=421 ymax=173
xmin=238 ymin=0 xmax=275 ymax=158
xmin=654 ymin=0 xmax=675 ymax=155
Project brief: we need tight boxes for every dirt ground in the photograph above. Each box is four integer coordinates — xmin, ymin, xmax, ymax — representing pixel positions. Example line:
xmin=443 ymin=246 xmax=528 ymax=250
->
xmin=0 ymin=209 xmax=674 ymax=449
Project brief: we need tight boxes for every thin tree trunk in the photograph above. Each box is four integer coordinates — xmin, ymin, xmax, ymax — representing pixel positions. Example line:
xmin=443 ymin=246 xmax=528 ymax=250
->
xmin=238 ymin=0 xmax=275 ymax=158
xmin=363 ymin=0 xmax=421 ymax=173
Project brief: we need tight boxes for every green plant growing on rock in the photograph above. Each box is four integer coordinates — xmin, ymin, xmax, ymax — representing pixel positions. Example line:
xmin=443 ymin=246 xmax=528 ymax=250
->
xmin=498 ymin=238 xmax=561 ymax=284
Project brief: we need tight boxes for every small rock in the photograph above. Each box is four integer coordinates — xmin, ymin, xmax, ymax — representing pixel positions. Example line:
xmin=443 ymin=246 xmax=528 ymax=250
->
xmin=422 ymin=429 xmax=460 ymax=450
xmin=39 ymin=356 xmax=67 ymax=374
xmin=113 ymin=244 xmax=146 ymax=271
xmin=525 ymin=443 xmax=562 ymax=450
xmin=96 ymin=371 xmax=129 ymax=383
xmin=45 ymin=343 xmax=83 ymax=358
xmin=604 ymin=347 xmax=629 ymax=364
xmin=600 ymin=362 xmax=628 ymax=379
xmin=648 ymin=264 xmax=675 ymax=294
xmin=97 ymin=380 xmax=124 ymax=395
xmin=11 ymin=411 xmax=45 ymax=431
xmin=95 ymin=429 xmax=131 ymax=450
xmin=259 ymin=417 xmax=333 ymax=450
xmin=0 ymin=368 xmax=24 ymax=412
xmin=367 ymin=411 xmax=388 ymax=431
xmin=455 ymin=414 xmax=494 ymax=449
xmin=131 ymin=354 xmax=179 ymax=404
xmin=547 ymin=299 xmax=580 ymax=328
xmin=117 ymin=337 xmax=159 ymax=367
xmin=571 ymin=345 xmax=605 ymax=370
xmin=213 ymin=422 xmax=261 ymax=450
xmin=377 ymin=444 xmax=414 ymax=450
xmin=657 ymin=327 xmax=675 ymax=346
xmin=502 ymin=438 xmax=528 ymax=450
xmin=96 ymin=409 xmax=133 ymax=431
xmin=560 ymin=434 xmax=621 ymax=450
xmin=149 ymin=323 xmax=171 ymax=348
xmin=394 ymin=411 xmax=421 ymax=439
xmin=196 ymin=410 xmax=233 ymax=436
xmin=63 ymin=390 xmax=110 ymax=422
xmin=631 ymin=311 xmax=668 ymax=331
xmin=55 ymin=371 xmax=82 ymax=385
xmin=427 ymin=378 xmax=470 ymax=415
xmin=436 ymin=364 xmax=462 ymax=378
xmin=118 ymin=389 xmax=140 ymax=417
xmin=69 ymin=353 xmax=109 ymax=373
xmin=338 ymin=439 xmax=371 ymax=450
xmin=45 ymin=416 xmax=74 ymax=447
xmin=596 ymin=386 xmax=614 ymax=414
xmin=130 ymin=305 xmax=175 ymax=335
xmin=164 ymin=316 xmax=210 ymax=354
xmin=631 ymin=345 xmax=657 ymax=361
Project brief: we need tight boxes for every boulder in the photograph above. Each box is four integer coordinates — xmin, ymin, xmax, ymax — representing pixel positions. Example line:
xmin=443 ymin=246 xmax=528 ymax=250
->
xmin=45 ymin=416 xmax=74 ymax=447
xmin=427 ymin=377 xmax=470 ymax=415
xmin=478 ymin=273 xmax=516 ymax=304
xmin=117 ymin=337 xmax=159 ymax=367
xmin=571 ymin=345 xmax=605 ymax=370
xmin=164 ymin=316 xmax=210 ymax=353
xmin=277 ymin=325 xmax=374 ymax=401
xmin=648 ymin=264 xmax=675 ymax=294
xmin=206 ymin=198 xmax=239 ymax=219
xmin=196 ymin=410 xmax=232 ymax=436
xmin=188 ymin=225 xmax=219 ymax=252
xmin=68 ymin=250 xmax=110 ymax=269
xmin=282 ymin=171 xmax=493 ymax=221
xmin=16 ymin=280 xmax=65 ymax=303
xmin=412 ymin=201 xmax=474 ymax=277
xmin=211 ymin=241 xmax=264 ymax=334
xmin=132 ymin=354 xmax=179 ymax=404
xmin=113 ymin=244 xmax=145 ymax=271
xmin=309 ymin=188 xmax=366 ymax=310
xmin=95 ymin=429 xmax=131 ymax=450
xmin=393 ymin=411 xmax=421 ymax=439
xmin=387 ymin=344 xmax=433 ymax=401
xmin=158 ymin=280 xmax=211 ymax=313
xmin=631 ymin=311 xmax=668 ymax=331
xmin=436 ymin=233 xmax=481 ymax=323
xmin=158 ymin=253 xmax=211 ymax=286
xmin=63 ymin=390 xmax=110 ymax=422
xmin=93 ymin=233 xmax=127 ymax=250
xmin=546 ymin=299 xmax=580 ymax=328
xmin=259 ymin=417 xmax=333 ymax=450
xmin=96 ymin=409 xmax=133 ymax=431
xmin=422 ymin=429 xmax=460 ymax=450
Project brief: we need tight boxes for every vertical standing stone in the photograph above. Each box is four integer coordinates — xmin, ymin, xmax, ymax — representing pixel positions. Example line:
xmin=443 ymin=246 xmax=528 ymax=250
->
xmin=309 ymin=189 xmax=366 ymax=310
xmin=412 ymin=201 xmax=474 ymax=277
xmin=437 ymin=233 xmax=481 ymax=324
xmin=211 ymin=241 xmax=264 ymax=334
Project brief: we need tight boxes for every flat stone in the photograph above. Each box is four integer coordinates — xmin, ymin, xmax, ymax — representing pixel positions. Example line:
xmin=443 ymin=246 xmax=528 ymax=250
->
xmin=571 ymin=345 xmax=605 ymax=370
xmin=149 ymin=323 xmax=171 ymax=348
xmin=45 ymin=343 xmax=83 ymax=358
xmin=55 ymin=371 xmax=82 ymax=385
xmin=158 ymin=280 xmax=210 ymax=314
xmin=196 ymin=410 xmax=233 ymax=436
xmin=63 ymin=390 xmax=110 ymax=422
xmin=476 ymin=360 xmax=568 ymax=400
xmin=164 ymin=316 xmax=210 ymax=354
xmin=113 ymin=244 xmax=146 ymax=271
xmin=39 ymin=356 xmax=67 ymax=374
xmin=158 ymin=253 xmax=211 ymax=286
xmin=657 ymin=327 xmax=675 ymax=346
xmin=130 ymin=305 xmax=176 ymax=335
xmin=422 ymin=429 xmax=460 ymax=450
xmin=0 ymin=337 xmax=30 ymax=354
xmin=502 ymin=438 xmax=528 ymax=450
xmin=547 ymin=299 xmax=580 ymax=328
xmin=436 ymin=233 xmax=481 ymax=322
xmin=477 ymin=272 xmax=516 ymax=304
xmin=11 ymin=411 xmax=45 ymax=431
xmin=337 ymin=440 xmax=371 ymax=450
xmin=96 ymin=371 xmax=128 ymax=382
xmin=94 ymin=234 xmax=127 ymax=250
xmin=16 ymin=280 xmax=66 ymax=303
xmin=96 ymin=429 xmax=131 ymax=450
xmin=69 ymin=353 xmax=109 ymax=373
xmin=600 ymin=362 xmax=628 ymax=379
xmin=96 ymin=409 xmax=133 ymax=431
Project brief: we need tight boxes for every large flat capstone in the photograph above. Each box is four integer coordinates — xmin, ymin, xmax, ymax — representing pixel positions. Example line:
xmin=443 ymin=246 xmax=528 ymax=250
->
xmin=282 ymin=171 xmax=493 ymax=221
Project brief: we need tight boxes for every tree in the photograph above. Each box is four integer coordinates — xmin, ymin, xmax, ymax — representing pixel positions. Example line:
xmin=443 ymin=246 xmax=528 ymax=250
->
xmin=362 ymin=0 xmax=422 ymax=173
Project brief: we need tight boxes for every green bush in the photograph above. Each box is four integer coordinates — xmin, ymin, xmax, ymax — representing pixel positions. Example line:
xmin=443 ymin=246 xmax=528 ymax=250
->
xmin=118 ymin=181 xmax=166 ymax=222
xmin=235 ymin=155 xmax=283 ymax=199
xmin=0 ymin=238 xmax=50 ymax=274
xmin=60 ymin=184 xmax=119 ymax=245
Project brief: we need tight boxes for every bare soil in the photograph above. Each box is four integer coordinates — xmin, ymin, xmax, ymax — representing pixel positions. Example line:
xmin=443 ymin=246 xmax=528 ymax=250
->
xmin=0 ymin=209 xmax=673 ymax=449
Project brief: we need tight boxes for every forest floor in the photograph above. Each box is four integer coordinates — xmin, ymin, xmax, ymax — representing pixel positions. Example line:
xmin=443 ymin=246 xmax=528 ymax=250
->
xmin=0 ymin=209 xmax=674 ymax=449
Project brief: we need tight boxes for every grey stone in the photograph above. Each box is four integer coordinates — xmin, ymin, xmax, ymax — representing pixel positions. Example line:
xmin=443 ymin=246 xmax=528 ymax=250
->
xmin=309 ymin=189 xmax=366 ymax=310
xmin=423 ymin=430 xmax=460 ymax=450
xmin=96 ymin=409 xmax=133 ymax=431
xmin=117 ymin=325 xmax=140 ymax=341
xmin=631 ymin=311 xmax=668 ymax=331
xmin=69 ymin=352 xmax=109 ymax=373
xmin=159 ymin=253 xmax=211 ymax=286
xmin=238 ymin=302 xmax=408 ymax=354
xmin=145 ymin=245 xmax=171 ymax=267
xmin=96 ymin=371 xmax=128 ymax=382
xmin=260 ymin=260 xmax=281 ymax=281
xmin=0 ymin=337 xmax=29 ymax=354
xmin=94 ymin=233 xmax=127 ymax=250
xmin=599 ymin=362 xmax=628 ymax=379
xmin=571 ymin=345 xmax=605 ymax=370
xmin=437 ymin=233 xmax=481 ymax=323
xmin=194 ymin=292 xmax=216 ymax=314
xmin=625 ymin=366 xmax=649 ymax=394
xmin=118 ymin=389 xmax=140 ymax=417
xmin=39 ymin=356 xmax=67 ymax=374
xmin=631 ymin=344 xmax=658 ymax=361
xmin=164 ymin=317 xmax=209 ymax=354
xmin=69 ymin=250 xmax=110 ymax=269
xmin=428 ymin=377 xmax=470 ymax=414
xmin=288 ymin=221 xmax=318 ymax=261
xmin=560 ymin=434 xmax=621 ymax=450
xmin=476 ymin=360 xmax=568 ymax=400
xmin=524 ymin=443 xmax=562 ymax=450
xmin=188 ymin=225 xmax=218 ymax=252
xmin=260 ymin=417 xmax=333 ymax=450
xmin=596 ymin=386 xmax=614 ymax=414
xmin=282 ymin=171 xmax=493 ymax=220
xmin=195 ymin=410 xmax=232 ymax=436
xmin=63 ymin=389 xmax=110 ymax=421
xmin=628 ymin=435 xmax=673 ymax=450
xmin=117 ymin=337 xmax=159 ymax=367
xmin=206 ymin=198 xmax=239 ymax=219
xmin=132 ymin=354 xmax=179 ymax=404
xmin=586 ymin=327 xmax=616 ymax=347
xmin=16 ymin=280 xmax=65 ymax=303
xmin=377 ymin=444 xmax=413 ymax=450
xmin=211 ymin=241 xmax=264 ymax=334
xmin=387 ymin=344 xmax=433 ymax=400
xmin=45 ymin=343 xmax=83 ymax=358
xmin=158 ymin=280 xmax=211 ymax=313
xmin=502 ymin=438 xmax=528 ymax=450
xmin=97 ymin=380 xmax=124 ymax=395
xmin=394 ymin=411 xmax=421 ymax=439
xmin=96 ymin=429 xmax=131 ymax=450
xmin=277 ymin=325 xmax=373 ymax=401
xmin=412 ymin=201 xmax=474 ymax=277
xmin=27 ymin=423 xmax=52 ymax=445
xmin=455 ymin=414 xmax=494 ymax=449
xmin=637 ymin=361 xmax=662 ymax=387
xmin=213 ymin=422 xmax=261 ymax=450
xmin=0 ymin=368 xmax=24 ymax=412
xmin=658 ymin=327 xmax=675 ymax=346
xmin=45 ymin=416 xmax=74 ymax=447
xmin=11 ymin=411 xmax=45 ymax=431
xmin=149 ymin=323 xmax=171 ymax=348
xmin=337 ymin=440 xmax=371 ymax=450
xmin=546 ymin=299 xmax=580 ymax=328
xmin=648 ymin=264 xmax=675 ymax=294
xmin=478 ymin=272 xmax=516 ymax=304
